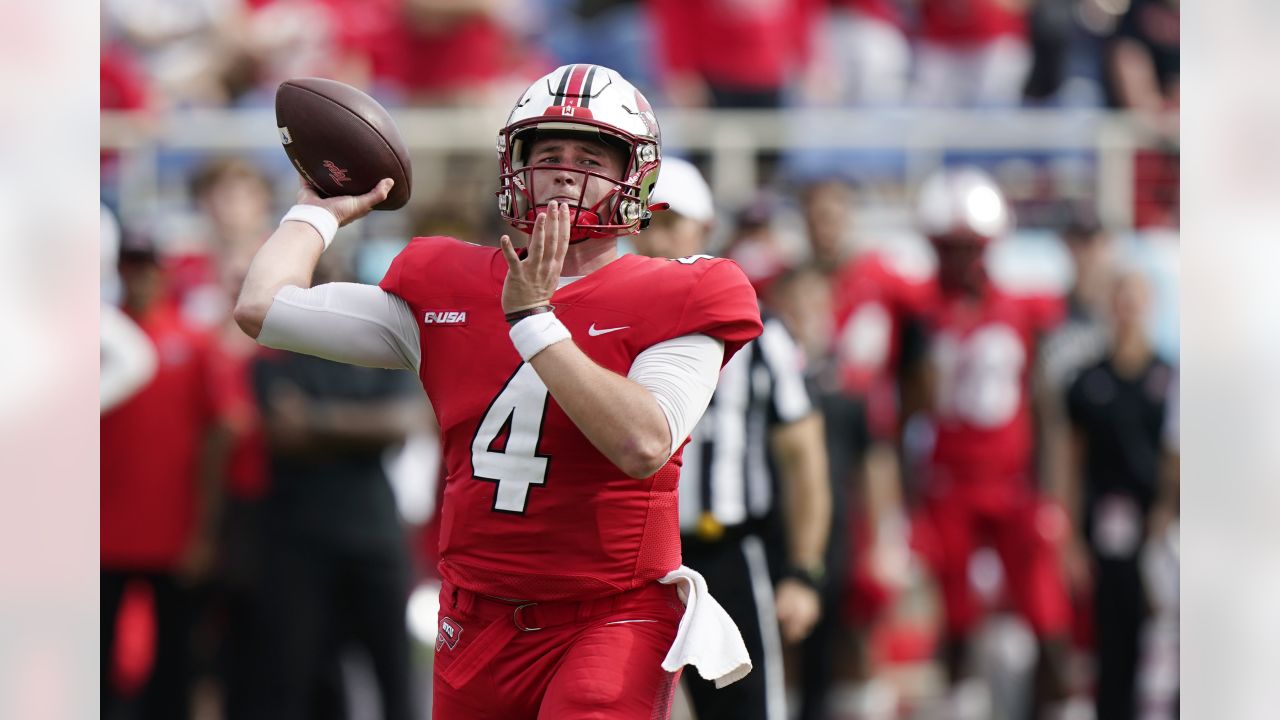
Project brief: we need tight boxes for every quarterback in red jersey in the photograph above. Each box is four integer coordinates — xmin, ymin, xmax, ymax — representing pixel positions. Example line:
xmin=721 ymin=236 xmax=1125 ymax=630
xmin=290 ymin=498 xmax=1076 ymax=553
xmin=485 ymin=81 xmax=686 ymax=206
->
xmin=901 ymin=168 xmax=1073 ymax=713
xmin=235 ymin=64 xmax=761 ymax=719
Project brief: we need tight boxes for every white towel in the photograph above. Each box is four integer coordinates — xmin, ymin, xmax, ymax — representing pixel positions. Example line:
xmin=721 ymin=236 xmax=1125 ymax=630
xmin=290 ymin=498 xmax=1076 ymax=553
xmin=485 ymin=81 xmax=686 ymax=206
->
xmin=659 ymin=565 xmax=753 ymax=688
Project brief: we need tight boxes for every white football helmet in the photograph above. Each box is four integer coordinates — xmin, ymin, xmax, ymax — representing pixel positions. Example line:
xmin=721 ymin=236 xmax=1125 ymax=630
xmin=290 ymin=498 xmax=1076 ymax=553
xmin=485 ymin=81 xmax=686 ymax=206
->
xmin=915 ymin=166 xmax=1012 ymax=243
xmin=497 ymin=64 xmax=662 ymax=242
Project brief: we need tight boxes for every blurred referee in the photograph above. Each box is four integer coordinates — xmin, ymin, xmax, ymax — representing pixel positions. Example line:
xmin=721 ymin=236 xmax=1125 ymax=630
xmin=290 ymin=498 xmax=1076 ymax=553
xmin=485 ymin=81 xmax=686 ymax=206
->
xmin=632 ymin=158 xmax=831 ymax=720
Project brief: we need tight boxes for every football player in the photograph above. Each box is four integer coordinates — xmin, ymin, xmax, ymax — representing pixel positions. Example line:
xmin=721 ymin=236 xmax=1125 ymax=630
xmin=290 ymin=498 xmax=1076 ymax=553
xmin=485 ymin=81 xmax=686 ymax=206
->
xmin=901 ymin=168 xmax=1074 ymax=717
xmin=234 ymin=64 xmax=762 ymax=719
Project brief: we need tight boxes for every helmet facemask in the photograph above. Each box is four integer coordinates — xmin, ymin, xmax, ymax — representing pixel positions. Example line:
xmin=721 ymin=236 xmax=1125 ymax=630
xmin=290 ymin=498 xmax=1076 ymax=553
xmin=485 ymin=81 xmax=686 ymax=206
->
xmin=498 ymin=128 xmax=652 ymax=243
xmin=930 ymin=233 xmax=989 ymax=295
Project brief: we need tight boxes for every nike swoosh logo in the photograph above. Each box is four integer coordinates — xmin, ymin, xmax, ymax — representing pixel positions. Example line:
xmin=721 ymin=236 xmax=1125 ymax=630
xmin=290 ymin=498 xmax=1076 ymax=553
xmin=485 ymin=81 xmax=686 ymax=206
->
xmin=588 ymin=323 xmax=629 ymax=336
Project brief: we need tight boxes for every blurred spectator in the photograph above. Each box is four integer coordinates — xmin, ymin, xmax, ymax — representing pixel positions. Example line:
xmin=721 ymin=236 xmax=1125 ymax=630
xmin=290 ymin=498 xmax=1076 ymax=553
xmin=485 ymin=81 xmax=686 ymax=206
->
xmin=102 ymin=235 xmax=225 ymax=720
xmin=784 ymin=0 xmax=910 ymax=182
xmin=799 ymin=176 xmax=857 ymax=276
xmin=228 ymin=0 xmax=385 ymax=103
xmin=101 ymin=205 xmax=158 ymax=413
xmin=1106 ymin=0 xmax=1179 ymax=228
xmin=808 ymin=0 xmax=910 ymax=108
xmin=232 ymin=251 xmax=426 ymax=720
xmin=101 ymin=0 xmax=245 ymax=108
xmin=788 ymin=177 xmax=925 ymax=720
xmin=1065 ymin=270 xmax=1176 ymax=720
xmin=156 ymin=156 xmax=281 ymax=331
xmin=1105 ymin=0 xmax=1179 ymax=116
xmin=650 ymin=0 xmax=817 ymax=109
xmin=722 ymin=194 xmax=791 ymax=294
xmin=192 ymin=157 xmax=278 ymax=270
xmin=360 ymin=0 xmax=533 ymax=106
xmin=650 ymin=0 xmax=818 ymax=182
xmin=101 ymin=39 xmax=156 ymax=197
xmin=764 ymin=264 xmax=833 ymax=369
xmin=193 ymin=178 xmax=276 ymax=718
xmin=101 ymin=40 xmax=153 ymax=114
xmin=634 ymin=158 xmax=831 ymax=720
xmin=1022 ymin=0 xmax=1077 ymax=102
xmin=1038 ymin=212 xmax=1115 ymax=536
xmin=539 ymin=0 xmax=657 ymax=95
xmin=910 ymin=0 xmax=1034 ymax=108
xmin=900 ymin=168 xmax=1073 ymax=718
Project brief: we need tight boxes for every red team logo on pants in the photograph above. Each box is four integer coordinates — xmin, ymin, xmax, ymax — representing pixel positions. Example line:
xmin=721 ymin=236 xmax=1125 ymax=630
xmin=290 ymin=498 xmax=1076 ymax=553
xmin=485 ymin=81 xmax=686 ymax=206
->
xmin=437 ymin=617 xmax=463 ymax=651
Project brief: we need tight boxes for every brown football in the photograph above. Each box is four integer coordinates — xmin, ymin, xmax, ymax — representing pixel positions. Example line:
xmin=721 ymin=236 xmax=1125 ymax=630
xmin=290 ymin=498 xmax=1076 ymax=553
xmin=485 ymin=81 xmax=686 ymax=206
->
xmin=275 ymin=78 xmax=412 ymax=211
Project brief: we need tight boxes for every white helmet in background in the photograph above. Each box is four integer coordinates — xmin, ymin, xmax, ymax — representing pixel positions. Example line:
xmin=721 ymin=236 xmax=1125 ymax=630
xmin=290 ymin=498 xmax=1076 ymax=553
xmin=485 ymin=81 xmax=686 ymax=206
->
xmin=648 ymin=156 xmax=713 ymax=224
xmin=497 ymin=64 xmax=662 ymax=242
xmin=915 ymin=166 xmax=1012 ymax=243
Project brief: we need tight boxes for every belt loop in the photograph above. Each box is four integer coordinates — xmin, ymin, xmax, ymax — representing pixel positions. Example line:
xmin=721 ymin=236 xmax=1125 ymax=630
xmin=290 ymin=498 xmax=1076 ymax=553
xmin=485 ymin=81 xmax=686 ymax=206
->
xmin=513 ymin=603 xmax=542 ymax=632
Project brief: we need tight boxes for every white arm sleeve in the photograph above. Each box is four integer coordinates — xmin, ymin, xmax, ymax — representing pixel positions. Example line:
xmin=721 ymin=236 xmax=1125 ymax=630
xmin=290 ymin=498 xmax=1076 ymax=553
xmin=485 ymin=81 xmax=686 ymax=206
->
xmin=257 ymin=282 xmax=421 ymax=371
xmin=628 ymin=334 xmax=725 ymax=457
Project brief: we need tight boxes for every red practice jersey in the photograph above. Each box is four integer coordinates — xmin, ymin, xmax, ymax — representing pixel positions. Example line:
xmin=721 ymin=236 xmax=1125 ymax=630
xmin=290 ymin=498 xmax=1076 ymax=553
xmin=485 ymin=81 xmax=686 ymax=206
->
xmin=101 ymin=304 xmax=217 ymax=569
xmin=921 ymin=282 xmax=1063 ymax=481
xmin=381 ymin=238 xmax=762 ymax=601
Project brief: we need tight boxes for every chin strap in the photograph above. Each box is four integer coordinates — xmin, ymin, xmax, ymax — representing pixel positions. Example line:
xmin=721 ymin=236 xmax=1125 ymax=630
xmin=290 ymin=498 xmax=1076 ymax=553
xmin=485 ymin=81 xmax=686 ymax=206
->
xmin=640 ymin=201 xmax=670 ymax=230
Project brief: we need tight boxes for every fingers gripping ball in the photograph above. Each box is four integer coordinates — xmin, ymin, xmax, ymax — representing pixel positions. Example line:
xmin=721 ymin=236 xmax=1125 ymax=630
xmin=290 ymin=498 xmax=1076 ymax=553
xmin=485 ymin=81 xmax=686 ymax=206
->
xmin=275 ymin=78 xmax=412 ymax=211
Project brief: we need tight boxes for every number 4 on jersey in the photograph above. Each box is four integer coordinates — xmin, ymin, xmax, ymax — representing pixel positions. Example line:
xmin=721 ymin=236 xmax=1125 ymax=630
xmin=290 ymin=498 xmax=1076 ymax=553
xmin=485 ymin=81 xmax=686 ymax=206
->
xmin=471 ymin=364 xmax=551 ymax=513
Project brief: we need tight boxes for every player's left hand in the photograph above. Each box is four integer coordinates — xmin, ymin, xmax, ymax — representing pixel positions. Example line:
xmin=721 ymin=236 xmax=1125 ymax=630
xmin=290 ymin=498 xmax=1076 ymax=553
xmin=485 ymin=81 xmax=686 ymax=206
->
xmin=500 ymin=200 xmax=571 ymax=314
xmin=775 ymin=578 xmax=822 ymax=644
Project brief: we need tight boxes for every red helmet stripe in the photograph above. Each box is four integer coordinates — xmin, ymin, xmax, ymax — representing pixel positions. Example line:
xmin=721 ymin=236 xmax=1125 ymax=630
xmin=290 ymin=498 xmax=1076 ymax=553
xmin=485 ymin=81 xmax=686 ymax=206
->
xmin=562 ymin=64 xmax=590 ymax=107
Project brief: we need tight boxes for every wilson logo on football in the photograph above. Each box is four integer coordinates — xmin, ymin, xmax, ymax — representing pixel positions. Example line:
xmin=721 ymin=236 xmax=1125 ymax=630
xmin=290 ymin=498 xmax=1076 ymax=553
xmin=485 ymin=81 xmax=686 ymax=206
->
xmin=424 ymin=311 xmax=468 ymax=325
xmin=322 ymin=160 xmax=351 ymax=186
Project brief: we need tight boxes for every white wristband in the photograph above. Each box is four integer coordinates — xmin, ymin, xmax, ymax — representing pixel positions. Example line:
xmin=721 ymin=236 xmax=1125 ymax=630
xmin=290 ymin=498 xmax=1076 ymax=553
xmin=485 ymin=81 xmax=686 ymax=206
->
xmin=509 ymin=312 xmax=571 ymax=361
xmin=280 ymin=204 xmax=340 ymax=250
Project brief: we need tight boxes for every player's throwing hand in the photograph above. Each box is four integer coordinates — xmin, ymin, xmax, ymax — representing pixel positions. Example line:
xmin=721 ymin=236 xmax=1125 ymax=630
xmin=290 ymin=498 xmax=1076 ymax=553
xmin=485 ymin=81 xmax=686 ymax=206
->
xmin=295 ymin=176 xmax=394 ymax=227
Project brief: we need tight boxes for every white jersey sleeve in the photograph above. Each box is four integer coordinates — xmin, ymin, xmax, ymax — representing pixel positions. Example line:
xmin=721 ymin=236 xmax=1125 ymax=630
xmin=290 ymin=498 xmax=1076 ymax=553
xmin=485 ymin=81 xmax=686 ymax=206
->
xmin=257 ymin=282 xmax=421 ymax=371
xmin=629 ymin=334 xmax=725 ymax=457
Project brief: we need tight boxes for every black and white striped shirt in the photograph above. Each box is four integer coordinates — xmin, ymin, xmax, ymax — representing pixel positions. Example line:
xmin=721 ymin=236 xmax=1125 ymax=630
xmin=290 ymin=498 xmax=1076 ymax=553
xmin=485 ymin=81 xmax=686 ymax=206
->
xmin=679 ymin=315 xmax=815 ymax=534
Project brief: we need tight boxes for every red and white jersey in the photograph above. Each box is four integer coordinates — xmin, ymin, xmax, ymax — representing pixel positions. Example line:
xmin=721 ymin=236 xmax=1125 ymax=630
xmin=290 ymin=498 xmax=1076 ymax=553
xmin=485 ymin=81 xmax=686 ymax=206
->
xmin=380 ymin=238 xmax=762 ymax=601
xmin=922 ymin=282 xmax=1063 ymax=480
xmin=102 ymin=304 xmax=218 ymax=569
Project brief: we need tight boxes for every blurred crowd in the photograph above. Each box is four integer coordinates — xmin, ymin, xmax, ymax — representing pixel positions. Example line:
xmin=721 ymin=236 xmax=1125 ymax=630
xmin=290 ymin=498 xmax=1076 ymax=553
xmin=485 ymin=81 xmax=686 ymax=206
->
xmin=101 ymin=0 xmax=1178 ymax=113
xmin=100 ymin=1 xmax=1179 ymax=719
